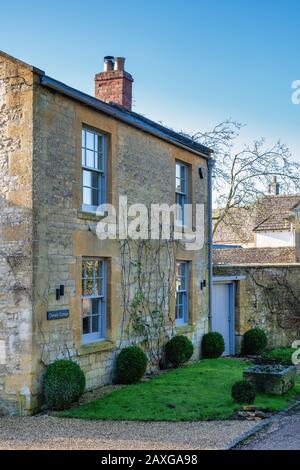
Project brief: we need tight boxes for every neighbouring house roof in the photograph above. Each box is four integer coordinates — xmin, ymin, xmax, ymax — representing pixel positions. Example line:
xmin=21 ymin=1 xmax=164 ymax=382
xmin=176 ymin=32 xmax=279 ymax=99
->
xmin=253 ymin=195 xmax=300 ymax=232
xmin=213 ymin=247 xmax=298 ymax=265
xmin=213 ymin=206 xmax=256 ymax=246
xmin=214 ymin=195 xmax=300 ymax=247
xmin=0 ymin=51 xmax=212 ymax=159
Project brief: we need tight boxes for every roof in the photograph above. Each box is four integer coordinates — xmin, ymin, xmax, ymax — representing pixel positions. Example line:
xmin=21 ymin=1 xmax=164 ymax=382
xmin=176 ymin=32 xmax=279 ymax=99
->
xmin=213 ymin=206 xmax=256 ymax=246
xmin=253 ymin=195 xmax=300 ymax=232
xmin=214 ymin=195 xmax=300 ymax=248
xmin=213 ymin=247 xmax=298 ymax=265
xmin=40 ymin=76 xmax=212 ymax=159
xmin=0 ymin=50 xmax=212 ymax=159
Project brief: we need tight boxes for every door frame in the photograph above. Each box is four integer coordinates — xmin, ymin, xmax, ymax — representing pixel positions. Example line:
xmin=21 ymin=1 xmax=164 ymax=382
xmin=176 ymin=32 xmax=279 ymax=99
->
xmin=212 ymin=276 xmax=245 ymax=356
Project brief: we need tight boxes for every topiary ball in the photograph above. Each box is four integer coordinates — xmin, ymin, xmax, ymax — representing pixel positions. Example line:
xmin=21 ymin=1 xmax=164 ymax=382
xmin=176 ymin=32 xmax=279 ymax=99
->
xmin=44 ymin=360 xmax=86 ymax=410
xmin=165 ymin=335 xmax=194 ymax=367
xmin=231 ymin=380 xmax=256 ymax=404
xmin=243 ymin=328 xmax=268 ymax=355
xmin=116 ymin=346 xmax=148 ymax=384
xmin=202 ymin=332 xmax=225 ymax=358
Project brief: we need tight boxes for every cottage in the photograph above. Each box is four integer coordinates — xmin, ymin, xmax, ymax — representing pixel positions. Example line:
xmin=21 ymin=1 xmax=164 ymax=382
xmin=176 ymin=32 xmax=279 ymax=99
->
xmin=212 ymin=186 xmax=300 ymax=354
xmin=0 ymin=51 xmax=213 ymax=415
xmin=214 ymin=180 xmax=300 ymax=250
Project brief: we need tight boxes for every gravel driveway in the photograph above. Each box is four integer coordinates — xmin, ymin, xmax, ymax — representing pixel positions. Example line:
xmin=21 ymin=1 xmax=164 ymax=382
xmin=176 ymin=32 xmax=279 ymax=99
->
xmin=0 ymin=415 xmax=258 ymax=450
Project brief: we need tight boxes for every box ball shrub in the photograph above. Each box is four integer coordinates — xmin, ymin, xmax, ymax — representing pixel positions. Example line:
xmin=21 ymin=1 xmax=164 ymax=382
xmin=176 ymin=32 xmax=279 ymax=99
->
xmin=44 ymin=360 xmax=86 ymax=410
xmin=165 ymin=335 xmax=194 ymax=367
xmin=116 ymin=346 xmax=148 ymax=384
xmin=202 ymin=332 xmax=225 ymax=358
xmin=243 ymin=328 xmax=268 ymax=355
xmin=231 ymin=380 xmax=256 ymax=404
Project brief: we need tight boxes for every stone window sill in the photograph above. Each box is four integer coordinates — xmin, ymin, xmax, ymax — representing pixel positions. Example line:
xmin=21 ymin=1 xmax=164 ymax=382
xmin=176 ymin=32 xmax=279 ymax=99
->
xmin=77 ymin=209 xmax=105 ymax=222
xmin=175 ymin=324 xmax=196 ymax=335
xmin=77 ymin=340 xmax=115 ymax=356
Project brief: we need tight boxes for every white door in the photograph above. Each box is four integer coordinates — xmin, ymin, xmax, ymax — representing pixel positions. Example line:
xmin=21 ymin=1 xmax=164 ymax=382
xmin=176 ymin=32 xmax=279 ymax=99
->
xmin=212 ymin=282 xmax=235 ymax=356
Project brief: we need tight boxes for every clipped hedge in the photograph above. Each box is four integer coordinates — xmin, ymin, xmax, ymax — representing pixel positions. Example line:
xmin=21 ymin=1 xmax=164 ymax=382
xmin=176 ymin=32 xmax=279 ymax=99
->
xmin=44 ymin=360 xmax=86 ymax=410
xmin=202 ymin=332 xmax=225 ymax=358
xmin=116 ymin=346 xmax=148 ymax=384
xmin=165 ymin=335 xmax=194 ymax=367
xmin=243 ymin=328 xmax=268 ymax=355
xmin=231 ymin=380 xmax=256 ymax=405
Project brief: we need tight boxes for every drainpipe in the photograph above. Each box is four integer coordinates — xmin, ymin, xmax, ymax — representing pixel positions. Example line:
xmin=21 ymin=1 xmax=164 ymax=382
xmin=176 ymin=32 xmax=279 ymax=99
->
xmin=207 ymin=158 xmax=215 ymax=331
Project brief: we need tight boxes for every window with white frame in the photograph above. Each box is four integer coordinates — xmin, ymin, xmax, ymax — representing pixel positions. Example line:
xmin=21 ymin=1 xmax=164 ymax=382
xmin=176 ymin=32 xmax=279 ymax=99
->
xmin=175 ymin=162 xmax=188 ymax=225
xmin=82 ymin=128 xmax=106 ymax=212
xmin=175 ymin=261 xmax=189 ymax=326
xmin=82 ymin=259 xmax=107 ymax=343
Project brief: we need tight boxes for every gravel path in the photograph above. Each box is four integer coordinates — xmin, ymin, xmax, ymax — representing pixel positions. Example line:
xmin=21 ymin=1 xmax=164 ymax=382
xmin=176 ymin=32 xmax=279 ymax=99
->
xmin=0 ymin=415 xmax=258 ymax=450
xmin=238 ymin=410 xmax=300 ymax=450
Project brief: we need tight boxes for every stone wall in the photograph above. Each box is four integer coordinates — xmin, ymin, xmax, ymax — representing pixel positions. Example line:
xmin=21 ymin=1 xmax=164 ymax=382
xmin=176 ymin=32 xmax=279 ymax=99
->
xmin=0 ymin=51 xmax=210 ymax=415
xmin=0 ymin=53 xmax=34 ymax=415
xmin=30 ymin=80 xmax=210 ymax=409
xmin=214 ymin=264 xmax=300 ymax=350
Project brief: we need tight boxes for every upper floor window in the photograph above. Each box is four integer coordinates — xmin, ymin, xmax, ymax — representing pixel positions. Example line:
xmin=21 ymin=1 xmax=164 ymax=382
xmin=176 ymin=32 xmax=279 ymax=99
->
xmin=82 ymin=259 xmax=107 ymax=344
xmin=175 ymin=162 xmax=188 ymax=225
xmin=82 ymin=128 xmax=106 ymax=212
xmin=175 ymin=261 xmax=189 ymax=326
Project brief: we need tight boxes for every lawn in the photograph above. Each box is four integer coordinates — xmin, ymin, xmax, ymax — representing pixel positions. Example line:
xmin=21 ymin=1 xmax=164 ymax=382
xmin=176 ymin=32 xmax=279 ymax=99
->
xmin=62 ymin=358 xmax=300 ymax=421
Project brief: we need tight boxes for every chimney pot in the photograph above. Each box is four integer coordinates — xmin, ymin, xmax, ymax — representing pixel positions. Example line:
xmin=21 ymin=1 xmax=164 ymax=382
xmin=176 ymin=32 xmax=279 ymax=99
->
xmin=115 ymin=57 xmax=125 ymax=71
xmin=269 ymin=176 xmax=280 ymax=196
xmin=95 ymin=55 xmax=134 ymax=111
xmin=103 ymin=56 xmax=114 ymax=72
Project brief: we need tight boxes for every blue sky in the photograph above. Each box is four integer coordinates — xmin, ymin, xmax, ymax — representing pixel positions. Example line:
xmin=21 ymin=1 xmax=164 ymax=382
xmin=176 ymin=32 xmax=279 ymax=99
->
xmin=1 ymin=0 xmax=299 ymax=158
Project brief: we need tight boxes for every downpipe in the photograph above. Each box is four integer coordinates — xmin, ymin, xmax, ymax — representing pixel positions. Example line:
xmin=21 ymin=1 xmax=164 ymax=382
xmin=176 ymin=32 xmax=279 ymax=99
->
xmin=207 ymin=158 xmax=215 ymax=331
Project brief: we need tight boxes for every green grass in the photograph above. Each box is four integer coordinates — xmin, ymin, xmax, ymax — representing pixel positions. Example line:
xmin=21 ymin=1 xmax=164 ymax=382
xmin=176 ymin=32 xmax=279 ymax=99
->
xmin=262 ymin=348 xmax=296 ymax=365
xmin=61 ymin=358 xmax=300 ymax=422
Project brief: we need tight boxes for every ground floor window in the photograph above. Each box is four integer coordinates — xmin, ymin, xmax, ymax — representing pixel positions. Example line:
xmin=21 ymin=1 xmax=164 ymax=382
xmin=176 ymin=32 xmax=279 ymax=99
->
xmin=175 ymin=261 xmax=189 ymax=326
xmin=82 ymin=259 xmax=107 ymax=343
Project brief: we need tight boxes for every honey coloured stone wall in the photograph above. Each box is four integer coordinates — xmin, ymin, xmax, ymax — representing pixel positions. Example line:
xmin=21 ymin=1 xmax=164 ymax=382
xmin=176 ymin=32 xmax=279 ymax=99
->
xmin=30 ymin=81 xmax=210 ymax=409
xmin=0 ymin=51 xmax=211 ymax=414
xmin=0 ymin=53 xmax=34 ymax=416
xmin=214 ymin=264 xmax=300 ymax=350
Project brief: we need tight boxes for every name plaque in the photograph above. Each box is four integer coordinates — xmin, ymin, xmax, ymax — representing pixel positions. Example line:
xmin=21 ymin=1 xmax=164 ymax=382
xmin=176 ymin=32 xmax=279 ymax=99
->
xmin=47 ymin=310 xmax=69 ymax=321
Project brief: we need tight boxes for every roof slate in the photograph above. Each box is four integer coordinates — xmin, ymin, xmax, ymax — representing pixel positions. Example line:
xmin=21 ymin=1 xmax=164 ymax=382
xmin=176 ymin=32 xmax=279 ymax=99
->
xmin=213 ymin=246 xmax=297 ymax=265
xmin=113 ymin=104 xmax=213 ymax=157
xmin=253 ymin=195 xmax=300 ymax=232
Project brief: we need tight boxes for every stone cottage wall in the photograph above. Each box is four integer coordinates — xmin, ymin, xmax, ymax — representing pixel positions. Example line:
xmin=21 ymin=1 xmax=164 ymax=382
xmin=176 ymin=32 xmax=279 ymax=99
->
xmin=0 ymin=54 xmax=34 ymax=415
xmin=30 ymin=83 xmax=210 ymax=408
xmin=214 ymin=264 xmax=300 ymax=350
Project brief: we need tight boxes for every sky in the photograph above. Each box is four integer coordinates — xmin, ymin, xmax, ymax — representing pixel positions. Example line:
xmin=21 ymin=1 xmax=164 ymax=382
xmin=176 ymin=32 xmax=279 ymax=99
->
xmin=1 ymin=0 xmax=299 ymax=158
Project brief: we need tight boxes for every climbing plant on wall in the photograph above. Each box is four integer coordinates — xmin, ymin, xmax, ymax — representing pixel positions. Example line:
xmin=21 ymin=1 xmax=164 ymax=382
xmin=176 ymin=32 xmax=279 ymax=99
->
xmin=248 ymin=267 xmax=300 ymax=334
xmin=119 ymin=237 xmax=179 ymax=367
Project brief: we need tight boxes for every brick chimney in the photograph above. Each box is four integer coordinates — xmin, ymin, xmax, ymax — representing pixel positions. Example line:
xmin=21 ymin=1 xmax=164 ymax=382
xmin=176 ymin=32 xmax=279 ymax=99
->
xmin=95 ymin=56 xmax=134 ymax=111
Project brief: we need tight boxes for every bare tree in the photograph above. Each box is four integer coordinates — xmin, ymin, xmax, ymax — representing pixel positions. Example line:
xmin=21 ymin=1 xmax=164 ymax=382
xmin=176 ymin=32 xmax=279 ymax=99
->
xmin=184 ymin=120 xmax=300 ymax=236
